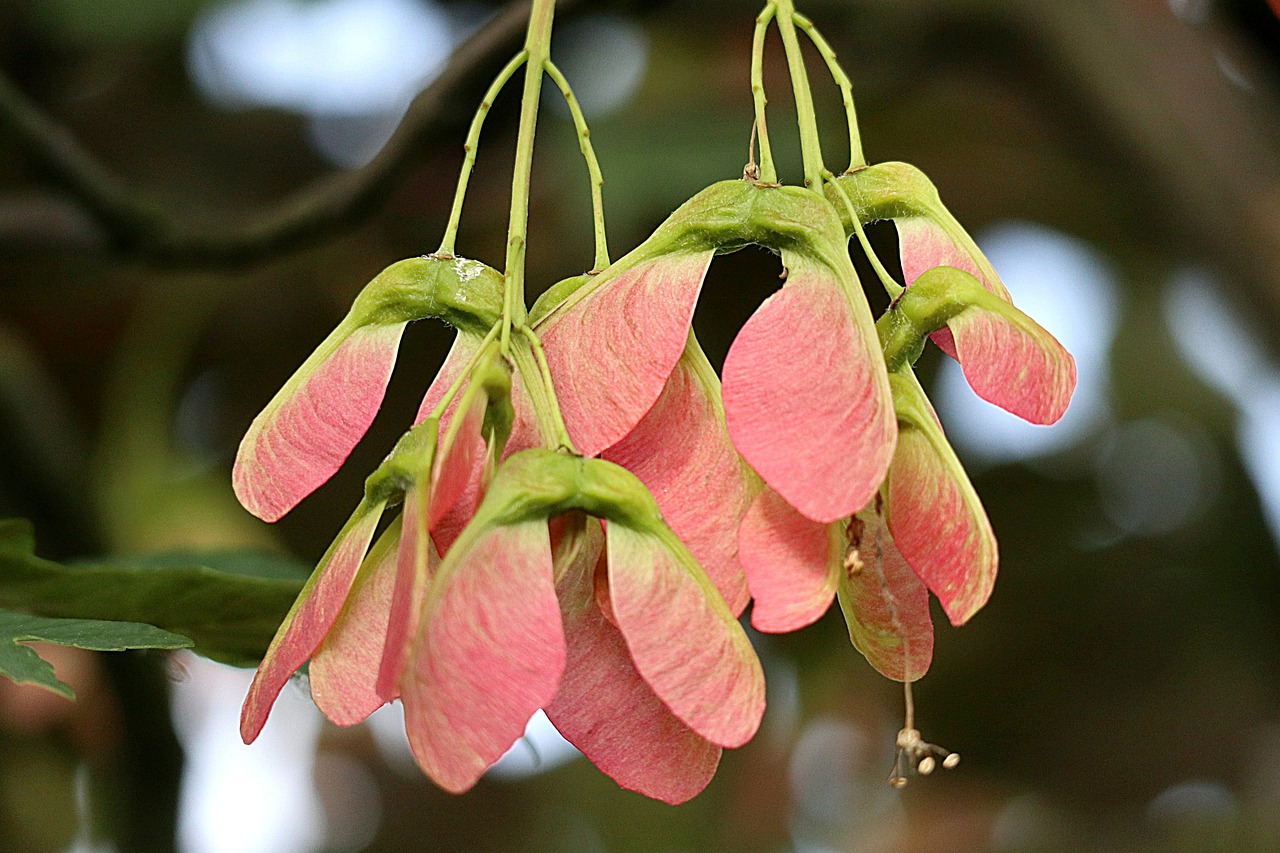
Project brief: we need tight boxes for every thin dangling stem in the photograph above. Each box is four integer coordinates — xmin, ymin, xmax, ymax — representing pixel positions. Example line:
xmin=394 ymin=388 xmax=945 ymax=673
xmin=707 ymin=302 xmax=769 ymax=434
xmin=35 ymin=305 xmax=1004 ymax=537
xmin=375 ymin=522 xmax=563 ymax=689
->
xmin=750 ymin=3 xmax=778 ymax=184
xmin=500 ymin=0 xmax=556 ymax=354
xmin=544 ymin=59 xmax=610 ymax=272
xmin=437 ymin=51 xmax=529 ymax=257
xmin=890 ymin=677 xmax=959 ymax=787
xmin=824 ymin=170 xmax=903 ymax=299
xmin=773 ymin=0 xmax=824 ymax=187
xmin=794 ymin=11 xmax=865 ymax=170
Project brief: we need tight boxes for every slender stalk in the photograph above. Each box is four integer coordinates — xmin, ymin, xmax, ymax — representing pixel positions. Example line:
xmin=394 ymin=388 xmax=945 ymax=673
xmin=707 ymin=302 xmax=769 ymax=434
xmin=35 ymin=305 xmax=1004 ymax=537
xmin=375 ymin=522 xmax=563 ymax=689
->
xmin=773 ymin=0 xmax=824 ymax=187
xmin=794 ymin=12 xmax=865 ymax=170
xmin=437 ymin=52 xmax=529 ymax=256
xmin=425 ymin=323 xmax=503 ymax=423
xmin=500 ymin=0 xmax=556 ymax=353
xmin=825 ymin=171 xmax=903 ymax=299
xmin=903 ymin=679 xmax=915 ymax=731
xmin=750 ymin=4 xmax=778 ymax=184
xmin=518 ymin=325 xmax=576 ymax=451
xmin=544 ymin=59 xmax=610 ymax=271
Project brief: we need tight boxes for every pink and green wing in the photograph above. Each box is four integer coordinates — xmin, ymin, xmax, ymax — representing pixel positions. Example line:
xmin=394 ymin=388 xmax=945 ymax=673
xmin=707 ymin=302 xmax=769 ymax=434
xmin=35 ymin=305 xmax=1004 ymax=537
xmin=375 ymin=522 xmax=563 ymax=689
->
xmin=886 ymin=369 xmax=997 ymax=625
xmin=897 ymin=216 xmax=1008 ymax=301
xmin=835 ymin=510 xmax=934 ymax=683
xmin=605 ymin=524 xmax=765 ymax=749
xmin=240 ymin=499 xmax=385 ymax=741
xmin=399 ymin=519 xmax=565 ymax=794
xmin=309 ymin=515 xmax=404 ymax=725
xmin=945 ymin=293 xmax=1077 ymax=425
xmin=545 ymin=518 xmax=720 ymax=805
xmin=603 ymin=335 xmax=754 ymax=614
xmin=539 ymin=252 xmax=713 ymax=457
xmin=738 ymin=488 xmax=842 ymax=633
xmin=234 ymin=321 xmax=406 ymax=522
xmin=377 ymin=386 xmax=487 ymax=696
xmin=896 ymin=214 xmax=1010 ymax=359
xmin=429 ymin=373 xmax=491 ymax=529
xmin=413 ymin=331 xmax=486 ymax=424
xmin=723 ymin=255 xmax=896 ymax=524
xmin=414 ymin=332 xmax=502 ymax=554
xmin=897 ymin=222 xmax=1076 ymax=423
xmin=374 ymin=479 xmax=433 ymax=700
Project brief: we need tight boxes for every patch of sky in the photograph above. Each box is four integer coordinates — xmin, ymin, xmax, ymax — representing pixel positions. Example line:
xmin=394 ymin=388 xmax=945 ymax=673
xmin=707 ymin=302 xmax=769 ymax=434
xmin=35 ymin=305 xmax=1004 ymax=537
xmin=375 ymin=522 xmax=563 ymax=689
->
xmin=187 ymin=0 xmax=463 ymax=166
xmin=187 ymin=1 xmax=650 ymax=168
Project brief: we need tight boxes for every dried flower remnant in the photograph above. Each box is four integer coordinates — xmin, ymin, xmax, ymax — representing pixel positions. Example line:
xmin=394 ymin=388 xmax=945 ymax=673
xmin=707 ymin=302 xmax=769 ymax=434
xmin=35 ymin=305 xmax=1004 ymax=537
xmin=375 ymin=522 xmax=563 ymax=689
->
xmin=889 ymin=727 xmax=961 ymax=788
xmin=888 ymin=682 xmax=960 ymax=789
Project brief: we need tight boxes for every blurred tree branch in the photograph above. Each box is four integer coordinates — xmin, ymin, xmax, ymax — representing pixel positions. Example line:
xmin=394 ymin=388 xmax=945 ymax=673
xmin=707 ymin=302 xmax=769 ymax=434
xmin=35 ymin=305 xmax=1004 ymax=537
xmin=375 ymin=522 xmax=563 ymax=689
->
xmin=0 ymin=0 xmax=573 ymax=268
xmin=1012 ymin=0 xmax=1280 ymax=325
xmin=863 ymin=0 xmax=1280 ymax=335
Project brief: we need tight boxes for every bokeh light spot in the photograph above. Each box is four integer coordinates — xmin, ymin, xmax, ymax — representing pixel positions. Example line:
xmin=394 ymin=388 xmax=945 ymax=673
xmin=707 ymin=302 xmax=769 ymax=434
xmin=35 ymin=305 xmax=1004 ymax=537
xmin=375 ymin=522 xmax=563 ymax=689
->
xmin=934 ymin=221 xmax=1119 ymax=465
xmin=1094 ymin=416 xmax=1221 ymax=537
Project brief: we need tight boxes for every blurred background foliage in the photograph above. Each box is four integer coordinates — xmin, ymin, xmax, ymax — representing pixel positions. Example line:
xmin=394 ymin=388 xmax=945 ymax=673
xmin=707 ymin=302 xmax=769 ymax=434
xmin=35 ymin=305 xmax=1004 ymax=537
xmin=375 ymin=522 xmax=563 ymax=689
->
xmin=3 ymin=0 xmax=1280 ymax=850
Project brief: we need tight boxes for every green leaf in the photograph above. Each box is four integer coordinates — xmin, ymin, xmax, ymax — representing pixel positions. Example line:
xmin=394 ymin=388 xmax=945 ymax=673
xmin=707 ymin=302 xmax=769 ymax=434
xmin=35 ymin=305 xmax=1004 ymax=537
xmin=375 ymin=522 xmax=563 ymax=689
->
xmin=89 ymin=548 xmax=311 ymax=582
xmin=0 ymin=519 xmax=306 ymax=667
xmin=0 ymin=608 xmax=191 ymax=698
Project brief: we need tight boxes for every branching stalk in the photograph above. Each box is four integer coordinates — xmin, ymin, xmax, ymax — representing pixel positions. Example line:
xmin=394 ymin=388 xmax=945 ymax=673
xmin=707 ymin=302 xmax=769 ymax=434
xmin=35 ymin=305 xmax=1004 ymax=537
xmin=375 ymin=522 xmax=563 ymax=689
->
xmin=500 ymin=0 xmax=556 ymax=353
xmin=773 ymin=0 xmax=825 ymax=187
xmin=517 ymin=325 xmax=576 ymax=452
xmin=750 ymin=4 xmax=779 ymax=184
xmin=0 ymin=0 xmax=551 ymax=267
xmin=794 ymin=12 xmax=865 ymax=170
xmin=825 ymin=171 xmax=903 ymax=299
xmin=437 ymin=51 xmax=529 ymax=257
xmin=544 ymin=59 xmax=610 ymax=271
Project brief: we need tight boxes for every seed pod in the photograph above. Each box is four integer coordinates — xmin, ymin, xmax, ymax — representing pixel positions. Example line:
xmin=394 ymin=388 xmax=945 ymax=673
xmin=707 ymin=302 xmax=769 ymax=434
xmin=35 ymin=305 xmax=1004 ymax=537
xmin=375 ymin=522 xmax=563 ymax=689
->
xmin=234 ymin=256 xmax=504 ymax=521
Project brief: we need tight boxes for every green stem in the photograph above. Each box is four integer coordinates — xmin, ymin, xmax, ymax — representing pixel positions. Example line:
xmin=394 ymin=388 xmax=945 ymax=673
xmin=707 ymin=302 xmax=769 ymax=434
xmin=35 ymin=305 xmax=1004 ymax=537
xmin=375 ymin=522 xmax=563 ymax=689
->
xmin=544 ymin=59 xmax=610 ymax=271
xmin=773 ymin=0 xmax=824 ymax=187
xmin=750 ymin=4 xmax=778 ymax=184
xmin=501 ymin=0 xmax=556 ymax=354
xmin=825 ymin=170 xmax=902 ymax=299
xmin=517 ymin=324 xmax=576 ymax=452
xmin=794 ymin=12 xmax=865 ymax=170
xmin=426 ymin=323 xmax=503 ymax=423
xmin=437 ymin=51 xmax=529 ymax=257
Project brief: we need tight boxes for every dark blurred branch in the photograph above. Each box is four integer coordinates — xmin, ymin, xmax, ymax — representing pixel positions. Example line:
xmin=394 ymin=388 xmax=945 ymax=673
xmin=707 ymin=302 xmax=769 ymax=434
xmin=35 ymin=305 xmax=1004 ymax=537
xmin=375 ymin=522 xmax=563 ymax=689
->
xmin=0 ymin=0 xmax=568 ymax=268
xmin=98 ymin=653 xmax=183 ymax=853
xmin=1009 ymin=0 xmax=1280 ymax=325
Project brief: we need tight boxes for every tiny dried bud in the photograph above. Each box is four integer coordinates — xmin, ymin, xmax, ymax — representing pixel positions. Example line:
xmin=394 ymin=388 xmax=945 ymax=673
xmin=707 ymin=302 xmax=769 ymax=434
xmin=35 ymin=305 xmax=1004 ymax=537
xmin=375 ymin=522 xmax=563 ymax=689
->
xmin=844 ymin=516 xmax=869 ymax=580
xmin=888 ymin=726 xmax=959 ymax=787
xmin=889 ymin=747 xmax=910 ymax=788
